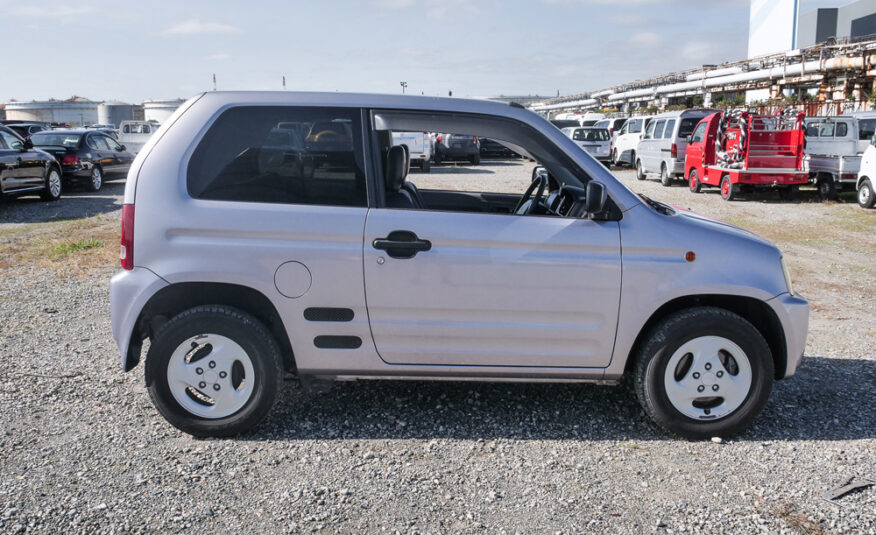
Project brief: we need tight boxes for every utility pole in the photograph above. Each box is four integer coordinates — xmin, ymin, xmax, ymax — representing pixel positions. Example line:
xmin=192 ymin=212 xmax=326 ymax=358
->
xmin=282 ymin=76 xmax=286 ymax=90
xmin=400 ymin=81 xmax=407 ymax=94
xmin=212 ymin=74 xmax=217 ymax=91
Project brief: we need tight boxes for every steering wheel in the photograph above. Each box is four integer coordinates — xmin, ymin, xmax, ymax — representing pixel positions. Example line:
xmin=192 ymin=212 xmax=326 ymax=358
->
xmin=312 ymin=130 xmax=340 ymax=142
xmin=514 ymin=168 xmax=548 ymax=215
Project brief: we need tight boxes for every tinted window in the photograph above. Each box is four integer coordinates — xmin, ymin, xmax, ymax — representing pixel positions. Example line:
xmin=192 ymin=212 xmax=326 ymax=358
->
xmin=31 ymin=133 xmax=81 ymax=148
xmin=805 ymin=122 xmax=820 ymax=137
xmin=819 ymin=122 xmax=836 ymax=137
xmin=104 ymin=135 xmax=123 ymax=151
xmin=188 ymin=106 xmax=366 ymax=207
xmin=859 ymin=119 xmax=876 ymax=140
xmin=836 ymin=122 xmax=848 ymax=137
xmin=691 ymin=122 xmax=708 ymax=143
xmin=653 ymin=120 xmax=666 ymax=139
xmin=663 ymin=119 xmax=676 ymax=139
xmin=88 ymin=135 xmax=109 ymax=150
xmin=573 ymin=129 xmax=609 ymax=141
xmin=679 ymin=117 xmax=701 ymax=138
xmin=628 ymin=119 xmax=642 ymax=134
xmin=0 ymin=130 xmax=22 ymax=150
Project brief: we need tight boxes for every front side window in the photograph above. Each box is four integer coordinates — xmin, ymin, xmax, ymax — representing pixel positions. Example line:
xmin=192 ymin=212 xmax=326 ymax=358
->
xmin=104 ymin=136 xmax=123 ymax=151
xmin=188 ymin=106 xmax=366 ymax=206
xmin=663 ymin=119 xmax=676 ymax=139
xmin=643 ymin=120 xmax=656 ymax=139
xmin=836 ymin=122 xmax=848 ymax=137
xmin=691 ymin=122 xmax=708 ymax=143
xmin=87 ymin=135 xmax=109 ymax=150
xmin=859 ymin=119 xmax=876 ymax=141
xmin=628 ymin=119 xmax=642 ymax=134
xmin=0 ymin=130 xmax=23 ymax=150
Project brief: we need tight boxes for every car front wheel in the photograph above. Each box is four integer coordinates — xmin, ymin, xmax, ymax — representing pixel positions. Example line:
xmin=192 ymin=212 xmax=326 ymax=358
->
xmin=145 ymin=305 xmax=283 ymax=437
xmin=633 ymin=307 xmax=774 ymax=439
xmin=41 ymin=166 xmax=62 ymax=201
xmin=858 ymin=178 xmax=875 ymax=208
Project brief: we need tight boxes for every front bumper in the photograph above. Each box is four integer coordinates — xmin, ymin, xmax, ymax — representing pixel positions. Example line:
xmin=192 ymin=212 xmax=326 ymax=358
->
xmin=110 ymin=267 xmax=169 ymax=371
xmin=766 ymin=292 xmax=810 ymax=378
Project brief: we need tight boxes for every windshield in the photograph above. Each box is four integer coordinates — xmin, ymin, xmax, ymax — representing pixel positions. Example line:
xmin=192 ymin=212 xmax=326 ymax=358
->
xmin=859 ymin=119 xmax=876 ymax=140
xmin=31 ymin=133 xmax=81 ymax=148
xmin=573 ymin=129 xmax=609 ymax=141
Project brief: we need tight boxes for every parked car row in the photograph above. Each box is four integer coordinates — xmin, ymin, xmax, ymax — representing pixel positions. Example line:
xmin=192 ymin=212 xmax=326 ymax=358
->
xmin=558 ymin=108 xmax=876 ymax=207
xmin=389 ymin=131 xmax=525 ymax=172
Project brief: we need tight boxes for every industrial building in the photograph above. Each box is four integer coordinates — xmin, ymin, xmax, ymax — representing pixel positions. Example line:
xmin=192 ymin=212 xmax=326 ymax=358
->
xmin=143 ymin=99 xmax=185 ymax=123
xmin=4 ymin=96 xmax=98 ymax=126
xmin=531 ymin=0 xmax=876 ymax=117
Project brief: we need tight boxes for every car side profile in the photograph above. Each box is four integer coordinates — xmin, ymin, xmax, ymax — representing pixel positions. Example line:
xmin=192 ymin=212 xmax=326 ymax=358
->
xmin=0 ymin=124 xmax=62 ymax=201
xmin=636 ymin=109 xmax=714 ymax=186
xmin=30 ymin=129 xmax=135 ymax=191
xmin=110 ymin=92 xmax=808 ymax=439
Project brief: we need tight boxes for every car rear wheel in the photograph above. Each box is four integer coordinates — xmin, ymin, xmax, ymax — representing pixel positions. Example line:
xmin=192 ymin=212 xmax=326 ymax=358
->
xmin=633 ymin=307 xmax=774 ymax=439
xmin=660 ymin=164 xmax=672 ymax=186
xmin=636 ymin=159 xmax=645 ymax=180
xmin=720 ymin=175 xmax=736 ymax=201
xmin=858 ymin=178 xmax=875 ymax=208
xmin=40 ymin=167 xmax=62 ymax=201
xmin=145 ymin=305 xmax=283 ymax=437
xmin=817 ymin=174 xmax=837 ymax=201
xmin=611 ymin=149 xmax=618 ymax=167
xmin=421 ymin=159 xmax=431 ymax=173
xmin=688 ymin=169 xmax=701 ymax=193
xmin=88 ymin=166 xmax=103 ymax=192
xmin=470 ymin=154 xmax=480 ymax=165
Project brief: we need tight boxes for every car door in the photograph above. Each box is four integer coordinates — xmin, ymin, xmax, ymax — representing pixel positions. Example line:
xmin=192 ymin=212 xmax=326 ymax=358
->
xmin=0 ymin=129 xmax=44 ymax=192
xmin=685 ymin=121 xmax=708 ymax=178
xmin=638 ymin=119 xmax=657 ymax=171
xmin=362 ymin=120 xmax=622 ymax=369
xmin=102 ymin=134 xmax=134 ymax=174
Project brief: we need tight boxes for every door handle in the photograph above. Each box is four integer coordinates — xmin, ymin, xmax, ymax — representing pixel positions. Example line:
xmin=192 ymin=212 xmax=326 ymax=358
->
xmin=373 ymin=230 xmax=432 ymax=259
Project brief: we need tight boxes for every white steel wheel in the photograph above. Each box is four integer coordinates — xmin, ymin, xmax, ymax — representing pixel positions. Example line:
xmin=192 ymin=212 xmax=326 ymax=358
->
xmin=663 ymin=336 xmax=752 ymax=420
xmin=859 ymin=179 xmax=875 ymax=208
xmin=166 ymin=333 xmax=256 ymax=419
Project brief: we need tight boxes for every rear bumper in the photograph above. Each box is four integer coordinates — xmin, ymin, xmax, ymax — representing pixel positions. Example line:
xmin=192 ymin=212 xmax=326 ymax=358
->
xmin=110 ymin=267 xmax=169 ymax=371
xmin=438 ymin=147 xmax=478 ymax=159
xmin=670 ymin=159 xmax=685 ymax=176
xmin=766 ymin=292 xmax=810 ymax=378
xmin=61 ymin=165 xmax=93 ymax=180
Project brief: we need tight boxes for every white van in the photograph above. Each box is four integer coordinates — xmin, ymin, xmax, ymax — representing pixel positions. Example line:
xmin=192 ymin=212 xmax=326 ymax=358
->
xmin=636 ymin=109 xmax=715 ymax=185
xmin=391 ymin=131 xmax=432 ymax=172
xmin=612 ymin=116 xmax=651 ymax=167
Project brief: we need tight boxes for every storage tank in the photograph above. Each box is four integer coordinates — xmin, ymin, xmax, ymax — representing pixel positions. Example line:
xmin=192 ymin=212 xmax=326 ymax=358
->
xmin=97 ymin=101 xmax=135 ymax=128
xmin=4 ymin=96 xmax=98 ymax=126
xmin=142 ymin=99 xmax=185 ymax=123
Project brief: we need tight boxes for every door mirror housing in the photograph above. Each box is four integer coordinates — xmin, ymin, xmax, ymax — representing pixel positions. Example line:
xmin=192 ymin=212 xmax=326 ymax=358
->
xmin=687 ymin=135 xmax=693 ymax=143
xmin=119 ymin=144 xmax=127 ymax=151
xmin=23 ymin=138 xmax=33 ymax=150
xmin=583 ymin=181 xmax=606 ymax=216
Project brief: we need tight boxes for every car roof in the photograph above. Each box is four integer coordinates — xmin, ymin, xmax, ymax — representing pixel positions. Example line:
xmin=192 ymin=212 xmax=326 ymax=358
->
xmin=652 ymin=108 xmax=716 ymax=119
xmin=34 ymin=129 xmax=90 ymax=135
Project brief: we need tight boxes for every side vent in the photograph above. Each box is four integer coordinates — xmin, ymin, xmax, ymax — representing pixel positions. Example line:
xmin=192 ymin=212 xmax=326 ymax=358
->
xmin=314 ymin=336 xmax=362 ymax=349
xmin=304 ymin=307 xmax=354 ymax=322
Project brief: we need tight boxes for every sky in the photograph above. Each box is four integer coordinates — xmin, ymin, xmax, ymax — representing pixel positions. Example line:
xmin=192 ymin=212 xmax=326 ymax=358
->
xmin=0 ymin=0 xmax=855 ymax=104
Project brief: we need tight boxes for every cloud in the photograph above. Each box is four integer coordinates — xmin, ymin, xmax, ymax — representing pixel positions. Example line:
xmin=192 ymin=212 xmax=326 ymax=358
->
xmin=630 ymin=32 xmax=662 ymax=46
xmin=12 ymin=5 xmax=95 ymax=19
xmin=162 ymin=20 xmax=242 ymax=36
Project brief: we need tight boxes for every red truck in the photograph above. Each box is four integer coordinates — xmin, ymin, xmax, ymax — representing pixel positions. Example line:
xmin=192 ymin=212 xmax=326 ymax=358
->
xmin=684 ymin=109 xmax=808 ymax=200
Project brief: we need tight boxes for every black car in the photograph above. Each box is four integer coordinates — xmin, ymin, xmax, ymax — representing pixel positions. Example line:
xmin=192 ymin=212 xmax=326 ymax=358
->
xmin=479 ymin=137 xmax=519 ymax=158
xmin=434 ymin=134 xmax=480 ymax=164
xmin=0 ymin=125 xmax=62 ymax=201
xmin=29 ymin=129 xmax=135 ymax=192
xmin=4 ymin=122 xmax=50 ymax=139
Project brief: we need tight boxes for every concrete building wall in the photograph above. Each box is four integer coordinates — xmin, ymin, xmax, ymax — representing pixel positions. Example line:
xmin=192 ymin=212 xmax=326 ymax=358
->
xmin=749 ymin=0 xmax=799 ymax=57
xmin=4 ymin=101 xmax=98 ymax=126
xmin=797 ymin=0 xmax=876 ymax=46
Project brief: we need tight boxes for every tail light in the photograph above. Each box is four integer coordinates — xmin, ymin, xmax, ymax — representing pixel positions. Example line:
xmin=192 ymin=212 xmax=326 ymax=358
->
xmin=671 ymin=143 xmax=678 ymax=158
xmin=120 ymin=204 xmax=134 ymax=270
xmin=437 ymin=136 xmax=442 ymax=143
xmin=61 ymin=154 xmax=78 ymax=165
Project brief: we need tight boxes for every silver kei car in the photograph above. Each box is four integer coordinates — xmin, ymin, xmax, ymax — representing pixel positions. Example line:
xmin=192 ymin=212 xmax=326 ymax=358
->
xmin=109 ymin=91 xmax=809 ymax=439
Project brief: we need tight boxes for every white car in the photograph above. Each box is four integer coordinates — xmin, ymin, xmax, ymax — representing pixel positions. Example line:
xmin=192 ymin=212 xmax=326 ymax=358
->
xmin=392 ymin=131 xmax=432 ymax=172
xmin=856 ymin=135 xmax=876 ymax=208
xmin=612 ymin=116 xmax=651 ymax=167
xmin=562 ymin=126 xmax=612 ymax=163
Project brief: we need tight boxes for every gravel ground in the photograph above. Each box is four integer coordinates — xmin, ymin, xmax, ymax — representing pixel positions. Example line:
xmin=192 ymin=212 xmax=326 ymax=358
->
xmin=1 ymin=161 xmax=874 ymax=534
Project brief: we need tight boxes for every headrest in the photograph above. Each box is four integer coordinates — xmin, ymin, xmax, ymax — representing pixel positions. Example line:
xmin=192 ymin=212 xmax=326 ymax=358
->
xmin=385 ymin=145 xmax=408 ymax=192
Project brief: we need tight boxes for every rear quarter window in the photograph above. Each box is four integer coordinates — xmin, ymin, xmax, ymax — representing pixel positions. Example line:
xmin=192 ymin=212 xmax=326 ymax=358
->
xmin=678 ymin=117 xmax=701 ymax=138
xmin=187 ymin=106 xmax=367 ymax=207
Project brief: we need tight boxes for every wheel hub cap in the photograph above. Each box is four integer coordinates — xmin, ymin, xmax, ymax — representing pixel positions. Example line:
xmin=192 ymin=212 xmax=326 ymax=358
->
xmin=166 ymin=333 xmax=255 ymax=419
xmin=664 ymin=336 xmax=752 ymax=420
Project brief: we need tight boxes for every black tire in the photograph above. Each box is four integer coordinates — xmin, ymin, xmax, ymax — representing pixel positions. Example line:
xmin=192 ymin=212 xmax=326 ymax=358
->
xmin=858 ymin=178 xmax=876 ymax=209
xmin=40 ymin=165 xmax=62 ymax=201
xmin=87 ymin=166 xmax=103 ymax=192
xmin=633 ymin=307 xmax=774 ymax=439
xmin=611 ymin=149 xmax=619 ymax=167
xmin=433 ymin=153 xmax=442 ymax=165
xmin=629 ymin=150 xmax=636 ymax=168
xmin=817 ymin=174 xmax=837 ymax=201
xmin=635 ymin=159 xmax=646 ymax=180
xmin=145 ymin=305 xmax=284 ymax=437
xmin=470 ymin=154 xmax=481 ymax=165
xmin=688 ymin=168 xmax=702 ymax=193
xmin=660 ymin=164 xmax=672 ymax=186
xmin=720 ymin=175 xmax=736 ymax=201
xmin=421 ymin=159 xmax=431 ymax=173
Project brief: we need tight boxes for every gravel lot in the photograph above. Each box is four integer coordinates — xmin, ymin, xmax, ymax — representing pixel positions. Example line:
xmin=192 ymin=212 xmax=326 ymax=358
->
xmin=1 ymin=161 xmax=874 ymax=534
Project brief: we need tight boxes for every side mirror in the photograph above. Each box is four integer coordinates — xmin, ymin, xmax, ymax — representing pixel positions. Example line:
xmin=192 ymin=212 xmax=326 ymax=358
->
xmin=583 ymin=181 xmax=606 ymax=215
xmin=687 ymin=135 xmax=693 ymax=143
xmin=871 ymin=135 xmax=876 ymax=146
xmin=119 ymin=145 xmax=127 ymax=151
xmin=23 ymin=138 xmax=33 ymax=150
